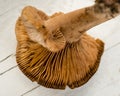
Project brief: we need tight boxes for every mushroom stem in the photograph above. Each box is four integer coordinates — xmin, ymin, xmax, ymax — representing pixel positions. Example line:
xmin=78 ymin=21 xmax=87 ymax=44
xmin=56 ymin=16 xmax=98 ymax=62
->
xmin=45 ymin=0 xmax=120 ymax=42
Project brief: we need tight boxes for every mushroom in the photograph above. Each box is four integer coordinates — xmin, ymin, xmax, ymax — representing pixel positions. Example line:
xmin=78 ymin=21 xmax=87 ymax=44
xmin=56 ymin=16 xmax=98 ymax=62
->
xmin=15 ymin=0 xmax=120 ymax=89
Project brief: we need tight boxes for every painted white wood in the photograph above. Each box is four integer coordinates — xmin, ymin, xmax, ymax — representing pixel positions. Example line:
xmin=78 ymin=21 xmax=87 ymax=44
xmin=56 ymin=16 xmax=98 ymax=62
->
xmin=0 ymin=4 xmax=28 ymax=74
xmin=23 ymin=0 xmax=94 ymax=15
xmin=0 ymin=0 xmax=120 ymax=96
xmin=0 ymin=5 xmax=25 ymax=60
xmin=0 ymin=67 xmax=38 ymax=96
xmin=0 ymin=55 xmax=16 ymax=75
xmin=88 ymin=16 xmax=120 ymax=50
xmin=0 ymin=0 xmax=24 ymax=15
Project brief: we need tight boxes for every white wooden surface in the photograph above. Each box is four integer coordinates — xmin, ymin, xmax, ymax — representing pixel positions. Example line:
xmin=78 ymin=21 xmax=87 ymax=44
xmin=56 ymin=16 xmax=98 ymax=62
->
xmin=0 ymin=0 xmax=120 ymax=96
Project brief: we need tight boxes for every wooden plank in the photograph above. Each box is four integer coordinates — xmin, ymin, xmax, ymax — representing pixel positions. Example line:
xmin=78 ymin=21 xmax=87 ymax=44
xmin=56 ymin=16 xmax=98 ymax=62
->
xmin=88 ymin=16 xmax=120 ymax=50
xmin=0 ymin=67 xmax=38 ymax=96
xmin=93 ymin=80 xmax=120 ymax=96
xmin=22 ymin=86 xmax=66 ymax=96
xmin=0 ymin=55 xmax=16 ymax=75
xmin=0 ymin=5 xmax=25 ymax=60
xmin=23 ymin=0 xmax=94 ymax=15
xmin=0 ymin=0 xmax=24 ymax=15
xmin=104 ymin=17 xmax=120 ymax=50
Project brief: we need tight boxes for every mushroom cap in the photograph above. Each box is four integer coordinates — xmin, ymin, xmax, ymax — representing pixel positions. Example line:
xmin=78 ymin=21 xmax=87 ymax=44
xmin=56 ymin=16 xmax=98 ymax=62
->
xmin=15 ymin=6 xmax=104 ymax=89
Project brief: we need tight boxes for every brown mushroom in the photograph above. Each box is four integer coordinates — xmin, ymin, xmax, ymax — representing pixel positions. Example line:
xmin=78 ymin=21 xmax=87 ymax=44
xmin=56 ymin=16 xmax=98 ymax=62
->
xmin=15 ymin=0 xmax=120 ymax=89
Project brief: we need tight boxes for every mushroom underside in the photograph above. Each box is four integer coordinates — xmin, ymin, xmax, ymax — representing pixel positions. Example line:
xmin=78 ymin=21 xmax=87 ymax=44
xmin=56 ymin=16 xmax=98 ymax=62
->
xmin=16 ymin=34 xmax=104 ymax=89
